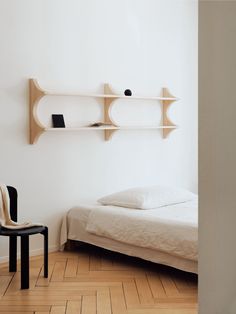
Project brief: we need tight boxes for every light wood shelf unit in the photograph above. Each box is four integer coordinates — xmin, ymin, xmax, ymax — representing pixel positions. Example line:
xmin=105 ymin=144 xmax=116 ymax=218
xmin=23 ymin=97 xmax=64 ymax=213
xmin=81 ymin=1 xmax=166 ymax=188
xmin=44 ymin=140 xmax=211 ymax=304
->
xmin=29 ymin=78 xmax=178 ymax=144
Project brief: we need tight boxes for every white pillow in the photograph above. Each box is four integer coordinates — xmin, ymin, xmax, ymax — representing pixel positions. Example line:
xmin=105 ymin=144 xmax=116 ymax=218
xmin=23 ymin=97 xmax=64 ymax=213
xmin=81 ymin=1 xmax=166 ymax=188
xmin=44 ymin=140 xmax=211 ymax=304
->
xmin=98 ymin=185 xmax=197 ymax=210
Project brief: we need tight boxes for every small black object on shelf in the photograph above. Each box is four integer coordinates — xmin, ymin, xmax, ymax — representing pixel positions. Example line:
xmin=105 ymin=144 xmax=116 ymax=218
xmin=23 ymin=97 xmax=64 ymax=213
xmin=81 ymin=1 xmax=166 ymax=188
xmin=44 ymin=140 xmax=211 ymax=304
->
xmin=52 ymin=114 xmax=65 ymax=128
xmin=124 ymin=89 xmax=132 ymax=96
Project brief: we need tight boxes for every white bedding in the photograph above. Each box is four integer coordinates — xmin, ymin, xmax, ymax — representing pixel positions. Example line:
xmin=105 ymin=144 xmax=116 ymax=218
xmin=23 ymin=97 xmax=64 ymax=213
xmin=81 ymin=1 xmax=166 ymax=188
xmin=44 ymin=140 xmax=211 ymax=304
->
xmin=86 ymin=200 xmax=198 ymax=261
xmin=60 ymin=200 xmax=198 ymax=273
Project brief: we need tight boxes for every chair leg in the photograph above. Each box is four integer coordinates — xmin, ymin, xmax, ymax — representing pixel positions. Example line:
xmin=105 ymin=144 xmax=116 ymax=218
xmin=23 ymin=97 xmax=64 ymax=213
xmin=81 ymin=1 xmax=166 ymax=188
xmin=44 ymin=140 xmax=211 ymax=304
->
xmin=43 ymin=227 xmax=48 ymax=278
xmin=21 ymin=235 xmax=29 ymax=289
xmin=9 ymin=236 xmax=17 ymax=272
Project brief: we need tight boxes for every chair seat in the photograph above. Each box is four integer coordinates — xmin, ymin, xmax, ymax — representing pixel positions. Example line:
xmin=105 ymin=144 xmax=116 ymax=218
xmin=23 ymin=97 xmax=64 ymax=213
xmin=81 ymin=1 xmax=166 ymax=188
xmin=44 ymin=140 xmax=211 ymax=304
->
xmin=0 ymin=225 xmax=47 ymax=236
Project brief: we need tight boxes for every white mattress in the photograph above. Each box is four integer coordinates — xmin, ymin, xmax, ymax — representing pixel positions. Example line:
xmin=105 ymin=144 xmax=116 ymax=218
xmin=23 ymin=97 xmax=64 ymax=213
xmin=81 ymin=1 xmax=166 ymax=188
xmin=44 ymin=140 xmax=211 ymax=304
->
xmin=60 ymin=200 xmax=198 ymax=273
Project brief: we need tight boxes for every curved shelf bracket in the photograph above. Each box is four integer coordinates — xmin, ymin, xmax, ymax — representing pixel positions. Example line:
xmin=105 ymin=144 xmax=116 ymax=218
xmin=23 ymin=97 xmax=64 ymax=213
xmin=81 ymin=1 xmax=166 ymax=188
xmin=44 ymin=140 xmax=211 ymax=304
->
xmin=161 ymin=88 xmax=177 ymax=138
xmin=103 ymin=83 xmax=118 ymax=141
xmin=29 ymin=79 xmax=46 ymax=144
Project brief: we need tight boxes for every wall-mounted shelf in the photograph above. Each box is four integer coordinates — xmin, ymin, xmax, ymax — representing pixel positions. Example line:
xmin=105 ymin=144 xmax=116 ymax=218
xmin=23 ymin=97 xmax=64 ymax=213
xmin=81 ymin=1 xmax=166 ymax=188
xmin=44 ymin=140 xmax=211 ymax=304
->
xmin=29 ymin=79 xmax=178 ymax=144
xmin=45 ymin=126 xmax=177 ymax=131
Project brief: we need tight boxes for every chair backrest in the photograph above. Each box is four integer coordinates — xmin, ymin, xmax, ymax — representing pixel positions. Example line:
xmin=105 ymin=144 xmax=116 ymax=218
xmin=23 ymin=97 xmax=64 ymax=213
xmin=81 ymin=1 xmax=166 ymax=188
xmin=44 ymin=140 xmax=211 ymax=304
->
xmin=6 ymin=186 xmax=17 ymax=222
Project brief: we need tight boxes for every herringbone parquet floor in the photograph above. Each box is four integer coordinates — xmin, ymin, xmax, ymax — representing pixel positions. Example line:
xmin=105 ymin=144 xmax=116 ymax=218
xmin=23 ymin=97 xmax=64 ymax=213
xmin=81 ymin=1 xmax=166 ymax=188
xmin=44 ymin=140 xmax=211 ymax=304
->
xmin=0 ymin=244 xmax=197 ymax=314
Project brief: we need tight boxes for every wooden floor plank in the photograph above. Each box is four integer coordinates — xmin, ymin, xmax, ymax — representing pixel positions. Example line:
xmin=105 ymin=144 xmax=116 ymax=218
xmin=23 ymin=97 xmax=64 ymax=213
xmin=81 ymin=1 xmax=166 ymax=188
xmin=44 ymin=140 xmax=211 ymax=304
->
xmin=123 ymin=280 xmax=140 ymax=309
xmin=0 ymin=266 xmax=12 ymax=276
xmin=97 ymin=288 xmax=112 ymax=314
xmin=8 ymin=289 xmax=95 ymax=297
xmin=0 ymin=299 xmax=66 ymax=306
xmin=0 ymin=275 xmax=12 ymax=296
xmin=126 ymin=309 xmax=197 ymax=314
xmin=129 ymin=301 xmax=197 ymax=309
xmin=2 ymin=294 xmax=82 ymax=301
xmin=51 ymin=261 xmax=66 ymax=282
xmin=0 ymin=312 xmax=35 ymax=314
xmin=147 ymin=272 xmax=166 ymax=299
xmin=135 ymin=276 xmax=154 ymax=305
xmin=36 ymin=264 xmax=54 ymax=287
xmin=81 ymin=295 xmax=96 ymax=314
xmin=48 ymin=281 xmax=122 ymax=288
xmin=66 ymin=300 xmax=82 ymax=314
xmin=160 ymin=274 xmax=180 ymax=297
xmin=65 ymin=259 xmax=78 ymax=277
xmin=0 ymin=305 xmax=51 ymax=311
xmin=28 ymin=267 xmax=42 ymax=290
xmin=50 ymin=305 xmax=66 ymax=314
xmin=110 ymin=285 xmax=126 ymax=314
xmin=4 ymin=272 xmax=21 ymax=295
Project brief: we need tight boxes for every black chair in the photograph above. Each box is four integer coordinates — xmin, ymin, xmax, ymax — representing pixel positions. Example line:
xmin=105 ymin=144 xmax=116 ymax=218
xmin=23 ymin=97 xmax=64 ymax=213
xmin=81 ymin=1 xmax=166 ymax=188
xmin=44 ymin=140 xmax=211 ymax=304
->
xmin=0 ymin=186 xmax=48 ymax=289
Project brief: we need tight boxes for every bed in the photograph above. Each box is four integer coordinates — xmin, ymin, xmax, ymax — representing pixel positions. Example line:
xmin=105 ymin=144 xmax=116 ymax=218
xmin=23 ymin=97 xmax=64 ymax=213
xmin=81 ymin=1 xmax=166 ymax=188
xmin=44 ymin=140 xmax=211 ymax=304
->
xmin=60 ymin=193 xmax=198 ymax=274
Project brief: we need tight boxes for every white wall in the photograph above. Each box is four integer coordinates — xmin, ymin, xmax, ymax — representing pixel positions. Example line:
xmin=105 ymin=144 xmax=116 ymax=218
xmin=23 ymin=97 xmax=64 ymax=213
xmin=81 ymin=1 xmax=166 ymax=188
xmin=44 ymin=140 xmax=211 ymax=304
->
xmin=199 ymin=2 xmax=236 ymax=314
xmin=0 ymin=0 xmax=197 ymax=260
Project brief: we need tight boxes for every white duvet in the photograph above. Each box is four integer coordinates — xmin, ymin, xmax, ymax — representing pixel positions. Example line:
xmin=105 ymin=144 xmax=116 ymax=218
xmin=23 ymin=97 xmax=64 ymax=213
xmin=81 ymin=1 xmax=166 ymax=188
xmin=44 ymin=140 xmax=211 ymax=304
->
xmin=86 ymin=200 xmax=198 ymax=261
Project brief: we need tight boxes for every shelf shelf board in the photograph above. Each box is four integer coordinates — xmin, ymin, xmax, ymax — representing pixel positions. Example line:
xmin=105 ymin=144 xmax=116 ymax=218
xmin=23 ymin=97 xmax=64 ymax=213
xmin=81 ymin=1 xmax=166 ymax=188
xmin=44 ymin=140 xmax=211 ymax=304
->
xmin=45 ymin=92 xmax=178 ymax=101
xmin=45 ymin=126 xmax=177 ymax=131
